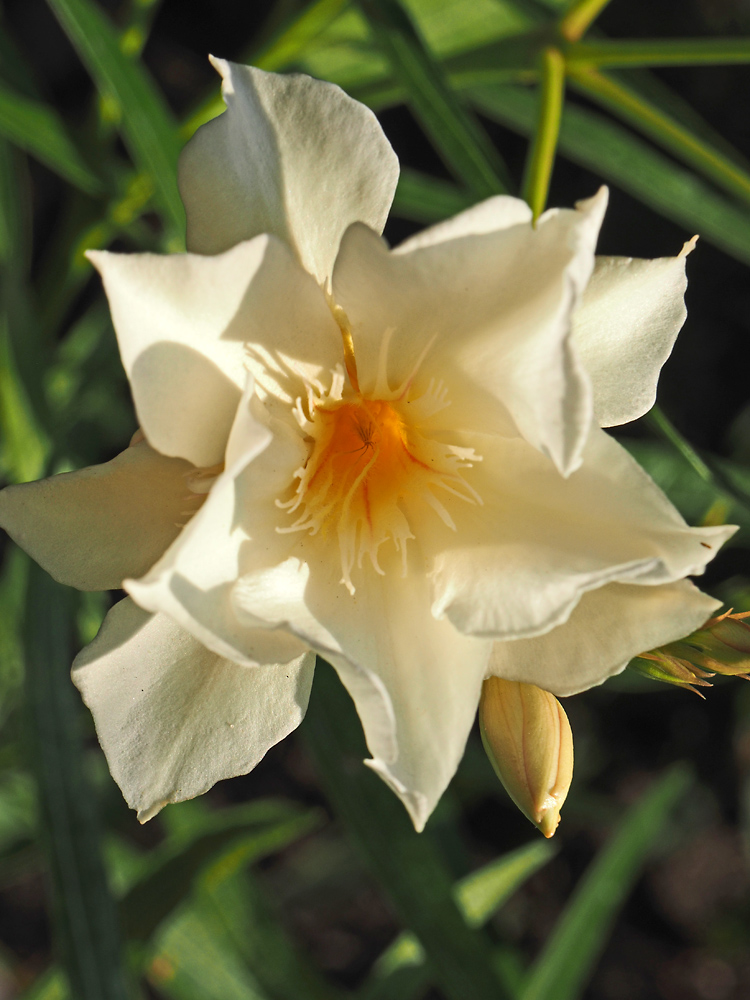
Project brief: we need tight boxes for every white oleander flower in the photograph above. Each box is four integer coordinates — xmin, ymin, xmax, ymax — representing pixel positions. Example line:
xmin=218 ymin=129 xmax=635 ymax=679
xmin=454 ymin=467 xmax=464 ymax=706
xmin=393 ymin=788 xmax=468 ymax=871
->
xmin=0 ymin=60 xmax=735 ymax=830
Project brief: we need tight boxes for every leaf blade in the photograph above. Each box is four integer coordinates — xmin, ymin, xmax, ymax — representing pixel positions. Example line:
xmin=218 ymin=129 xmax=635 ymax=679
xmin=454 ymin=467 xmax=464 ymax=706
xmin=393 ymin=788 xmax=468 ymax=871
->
xmin=45 ymin=0 xmax=184 ymax=237
xmin=23 ymin=566 xmax=129 ymax=1000
xmin=520 ymin=766 xmax=692 ymax=1000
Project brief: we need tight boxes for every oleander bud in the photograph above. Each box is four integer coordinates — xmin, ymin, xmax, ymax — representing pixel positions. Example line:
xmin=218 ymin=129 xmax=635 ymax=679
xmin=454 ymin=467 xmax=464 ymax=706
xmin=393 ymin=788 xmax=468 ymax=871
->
xmin=479 ymin=677 xmax=574 ymax=838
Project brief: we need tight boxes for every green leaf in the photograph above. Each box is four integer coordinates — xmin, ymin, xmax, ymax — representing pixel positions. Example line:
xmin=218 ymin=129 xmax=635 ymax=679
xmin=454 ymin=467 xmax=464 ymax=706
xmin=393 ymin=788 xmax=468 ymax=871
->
xmin=355 ymin=0 xmax=511 ymax=196
xmin=0 ymin=319 xmax=49 ymax=483
xmin=148 ymin=905 xmax=270 ymax=1000
xmin=0 ymin=81 xmax=101 ymax=194
xmin=200 ymin=861 xmax=346 ymax=1000
xmin=120 ymin=799 xmax=322 ymax=942
xmin=23 ymin=566 xmax=129 ymax=1000
xmin=255 ymin=0 xmax=351 ymax=70
xmin=365 ymin=839 xmax=555 ymax=998
xmin=471 ymin=83 xmax=750 ymax=267
xmin=520 ymin=765 xmax=692 ymax=1000
xmin=620 ymin=437 xmax=750 ymax=547
xmin=44 ymin=0 xmax=184 ymax=238
xmin=391 ymin=166 xmax=474 ymax=223
xmin=568 ymin=67 xmax=750 ymax=211
xmin=145 ymin=801 xmax=333 ymax=1000
xmin=18 ymin=968 xmax=68 ymax=1000
xmin=458 ymin=840 xmax=557 ymax=928
xmin=296 ymin=0 xmax=532 ymax=96
xmin=303 ymin=660 xmax=512 ymax=1000
xmin=0 ymin=548 xmax=28 ymax=722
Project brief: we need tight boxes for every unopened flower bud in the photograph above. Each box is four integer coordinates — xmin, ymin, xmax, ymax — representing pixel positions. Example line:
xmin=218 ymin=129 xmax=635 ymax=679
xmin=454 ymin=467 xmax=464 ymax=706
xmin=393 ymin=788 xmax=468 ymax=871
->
xmin=479 ymin=677 xmax=574 ymax=838
xmin=631 ymin=608 xmax=750 ymax=693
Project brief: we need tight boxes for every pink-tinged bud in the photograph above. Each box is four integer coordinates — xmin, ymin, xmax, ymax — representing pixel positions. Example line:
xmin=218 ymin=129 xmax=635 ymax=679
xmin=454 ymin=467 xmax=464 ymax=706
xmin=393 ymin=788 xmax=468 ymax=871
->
xmin=479 ymin=677 xmax=574 ymax=838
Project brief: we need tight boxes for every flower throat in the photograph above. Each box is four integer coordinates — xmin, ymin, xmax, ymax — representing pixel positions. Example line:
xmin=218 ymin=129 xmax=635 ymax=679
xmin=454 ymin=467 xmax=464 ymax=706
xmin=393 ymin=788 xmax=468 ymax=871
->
xmin=278 ymin=318 xmax=482 ymax=593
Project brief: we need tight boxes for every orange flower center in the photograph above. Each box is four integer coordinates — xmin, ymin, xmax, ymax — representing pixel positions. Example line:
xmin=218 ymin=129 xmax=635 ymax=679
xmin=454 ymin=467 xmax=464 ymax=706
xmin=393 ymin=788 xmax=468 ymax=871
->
xmin=279 ymin=385 xmax=481 ymax=593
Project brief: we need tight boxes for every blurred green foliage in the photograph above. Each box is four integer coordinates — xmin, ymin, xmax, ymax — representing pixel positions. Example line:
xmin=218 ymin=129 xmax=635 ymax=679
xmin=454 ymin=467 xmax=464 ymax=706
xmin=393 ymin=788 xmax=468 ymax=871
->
xmin=1 ymin=0 xmax=750 ymax=997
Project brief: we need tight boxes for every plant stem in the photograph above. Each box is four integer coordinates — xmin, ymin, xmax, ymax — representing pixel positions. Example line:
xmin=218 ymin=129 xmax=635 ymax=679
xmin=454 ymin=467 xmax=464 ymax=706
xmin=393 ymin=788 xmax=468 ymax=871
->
xmin=566 ymin=36 xmax=750 ymax=68
xmin=558 ymin=0 xmax=614 ymax=42
xmin=522 ymin=47 xmax=565 ymax=222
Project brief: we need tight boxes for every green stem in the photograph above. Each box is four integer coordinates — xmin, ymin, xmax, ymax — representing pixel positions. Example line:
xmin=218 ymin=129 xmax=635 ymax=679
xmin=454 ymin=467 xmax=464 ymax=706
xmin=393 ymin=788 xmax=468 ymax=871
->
xmin=522 ymin=47 xmax=565 ymax=222
xmin=566 ymin=37 xmax=750 ymax=68
xmin=568 ymin=66 xmax=750 ymax=210
xmin=558 ymin=0 xmax=614 ymax=42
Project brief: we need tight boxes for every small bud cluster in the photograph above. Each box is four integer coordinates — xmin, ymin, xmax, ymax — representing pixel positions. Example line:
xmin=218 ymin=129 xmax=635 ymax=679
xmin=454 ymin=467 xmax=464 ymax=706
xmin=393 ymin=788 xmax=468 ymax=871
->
xmin=630 ymin=609 xmax=750 ymax=697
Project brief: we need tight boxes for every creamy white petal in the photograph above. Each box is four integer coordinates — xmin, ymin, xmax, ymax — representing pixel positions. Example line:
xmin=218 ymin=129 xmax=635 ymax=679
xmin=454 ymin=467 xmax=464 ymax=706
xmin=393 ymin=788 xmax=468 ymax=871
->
xmin=72 ymin=598 xmax=315 ymax=821
xmin=394 ymin=194 xmax=532 ymax=253
xmin=232 ymin=542 xmax=492 ymax=831
xmin=89 ymin=235 xmax=340 ymax=467
xmin=179 ymin=59 xmax=399 ymax=285
xmin=332 ymin=190 xmax=608 ymax=476
xmin=427 ymin=427 xmax=736 ymax=641
xmin=488 ymin=578 xmax=720 ymax=696
xmin=574 ymin=243 xmax=694 ymax=427
xmin=0 ymin=441 xmax=194 ymax=591
xmin=126 ymin=381 xmax=311 ymax=668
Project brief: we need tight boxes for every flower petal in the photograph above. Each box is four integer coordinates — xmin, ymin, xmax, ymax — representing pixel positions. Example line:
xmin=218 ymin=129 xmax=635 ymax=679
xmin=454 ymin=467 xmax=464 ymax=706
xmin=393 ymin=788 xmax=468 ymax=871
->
xmin=72 ymin=598 xmax=315 ymax=821
xmin=332 ymin=189 xmax=608 ymax=476
xmin=89 ymin=235 xmax=340 ymax=467
xmin=232 ymin=542 xmax=491 ymax=831
xmin=574 ymin=242 xmax=694 ymax=427
xmin=427 ymin=427 xmax=736 ymax=641
xmin=0 ymin=441 xmax=194 ymax=591
xmin=126 ymin=380 xmax=311 ymax=668
xmin=394 ymin=194 xmax=532 ymax=252
xmin=488 ymin=578 xmax=720 ymax=696
xmin=179 ymin=59 xmax=400 ymax=285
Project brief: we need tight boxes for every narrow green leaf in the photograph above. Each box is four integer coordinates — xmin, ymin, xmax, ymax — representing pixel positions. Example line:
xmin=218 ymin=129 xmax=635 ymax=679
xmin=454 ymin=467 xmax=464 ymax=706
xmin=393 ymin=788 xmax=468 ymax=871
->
xmin=0 ymin=138 xmax=55 ymax=465
xmin=255 ymin=0 xmax=351 ymax=70
xmin=23 ymin=565 xmax=129 ymax=1000
xmin=458 ymin=840 xmax=557 ymax=927
xmin=365 ymin=839 xmax=555 ymax=999
xmin=44 ymin=0 xmax=184 ymax=237
xmin=0 ymin=547 xmax=28 ymax=723
xmin=620 ymin=438 xmax=750 ymax=547
xmin=357 ymin=0 xmax=511 ymax=196
xmin=201 ymin=863 xmax=346 ymax=1000
xmin=148 ymin=905 xmax=270 ymax=1000
xmin=568 ymin=67 xmax=750 ymax=211
xmin=391 ymin=167 xmax=474 ymax=223
xmin=121 ymin=800 xmax=321 ymax=942
xmin=566 ymin=37 xmax=750 ymax=68
xmin=303 ymin=660 xmax=512 ymax=1000
xmin=471 ymin=83 xmax=750 ymax=267
xmin=0 ymin=81 xmax=101 ymax=194
xmin=0 ymin=320 xmax=49 ymax=483
xmin=520 ymin=766 xmax=692 ymax=1000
